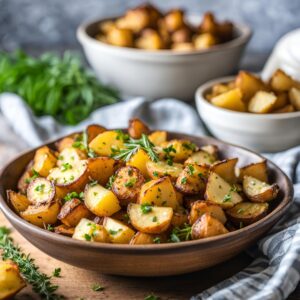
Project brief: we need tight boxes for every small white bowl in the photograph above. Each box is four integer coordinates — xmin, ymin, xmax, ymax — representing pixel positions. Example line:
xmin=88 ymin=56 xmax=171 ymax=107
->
xmin=195 ymin=76 xmax=300 ymax=152
xmin=77 ymin=18 xmax=251 ymax=101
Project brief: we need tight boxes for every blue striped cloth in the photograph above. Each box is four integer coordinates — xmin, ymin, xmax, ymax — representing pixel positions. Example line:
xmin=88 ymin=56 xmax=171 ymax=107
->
xmin=193 ymin=146 xmax=300 ymax=300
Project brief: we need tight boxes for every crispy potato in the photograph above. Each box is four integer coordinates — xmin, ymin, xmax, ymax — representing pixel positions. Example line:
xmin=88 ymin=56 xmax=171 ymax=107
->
xmin=54 ymin=224 xmax=75 ymax=236
xmin=211 ymin=88 xmax=246 ymax=112
xmin=202 ymin=144 xmax=219 ymax=157
xmin=189 ymin=200 xmax=227 ymax=225
xmin=172 ymin=42 xmax=194 ymax=51
xmin=103 ymin=217 xmax=135 ymax=244
xmin=58 ymin=198 xmax=92 ymax=227
xmin=175 ymin=164 xmax=206 ymax=195
xmin=211 ymin=84 xmax=232 ymax=97
xmin=210 ymin=158 xmax=238 ymax=183
xmin=128 ymin=118 xmax=150 ymax=139
xmin=0 ymin=260 xmax=26 ymax=299
xmin=148 ymin=131 xmax=167 ymax=146
xmin=55 ymin=136 xmax=76 ymax=152
xmin=239 ymin=160 xmax=268 ymax=183
xmin=127 ymin=149 xmax=151 ymax=178
xmin=130 ymin=232 xmax=167 ymax=244
xmin=89 ymin=130 xmax=125 ymax=156
xmin=57 ymin=147 xmax=86 ymax=167
xmin=107 ymin=27 xmax=133 ymax=47
xmin=146 ymin=160 xmax=183 ymax=181
xmin=205 ymin=172 xmax=243 ymax=209
xmin=160 ymin=140 xmax=197 ymax=162
xmin=248 ymin=91 xmax=277 ymax=113
xmin=270 ymin=69 xmax=297 ymax=92
xmin=88 ymin=157 xmax=123 ymax=185
xmin=32 ymin=146 xmax=57 ymax=177
xmin=73 ymin=218 xmax=110 ymax=243
xmin=164 ymin=9 xmax=185 ymax=32
xmin=273 ymin=92 xmax=289 ymax=110
xmin=84 ymin=183 xmax=121 ymax=217
xmin=138 ymin=176 xmax=178 ymax=209
xmin=226 ymin=202 xmax=269 ymax=225
xmin=17 ymin=161 xmax=34 ymax=194
xmin=243 ymin=176 xmax=279 ymax=203
xmin=194 ymin=33 xmax=218 ymax=50
xmin=86 ymin=124 xmax=107 ymax=143
xmin=289 ymin=87 xmax=300 ymax=110
xmin=172 ymin=27 xmax=192 ymax=44
xmin=7 ymin=190 xmax=30 ymax=213
xmin=128 ymin=203 xmax=173 ymax=234
xmin=171 ymin=207 xmax=188 ymax=227
xmin=20 ymin=201 xmax=60 ymax=227
xmin=185 ymin=150 xmax=216 ymax=166
xmin=273 ymin=104 xmax=295 ymax=113
xmin=191 ymin=213 xmax=228 ymax=239
xmin=235 ymin=71 xmax=268 ymax=102
xmin=136 ymin=29 xmax=164 ymax=50
xmin=112 ymin=166 xmax=145 ymax=205
xmin=27 ymin=178 xmax=55 ymax=206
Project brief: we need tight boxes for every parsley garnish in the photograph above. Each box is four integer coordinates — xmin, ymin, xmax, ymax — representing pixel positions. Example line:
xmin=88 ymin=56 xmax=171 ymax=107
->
xmin=25 ymin=169 xmax=40 ymax=184
xmin=223 ymin=185 xmax=238 ymax=202
xmin=84 ymin=234 xmax=92 ymax=241
xmin=106 ymin=175 xmax=116 ymax=189
xmin=163 ymin=145 xmax=176 ymax=166
xmin=53 ymin=268 xmax=61 ymax=277
xmin=109 ymin=229 xmax=122 ymax=235
xmin=182 ymin=142 xmax=197 ymax=151
xmin=152 ymin=171 xmax=159 ymax=177
xmin=92 ymin=283 xmax=104 ymax=292
xmin=181 ymin=177 xmax=187 ymax=184
xmin=141 ymin=203 xmax=153 ymax=214
xmin=46 ymin=224 xmax=54 ymax=232
xmin=187 ymin=164 xmax=194 ymax=175
xmin=144 ymin=294 xmax=160 ymax=300
xmin=124 ymin=178 xmax=136 ymax=188
xmin=89 ymin=180 xmax=98 ymax=187
xmin=170 ymin=224 xmax=192 ymax=242
xmin=152 ymin=216 xmax=158 ymax=222
xmin=35 ymin=183 xmax=45 ymax=192
xmin=115 ymin=129 xmax=130 ymax=142
xmin=61 ymin=162 xmax=72 ymax=172
xmin=63 ymin=191 xmax=84 ymax=203
xmin=153 ymin=237 xmax=161 ymax=244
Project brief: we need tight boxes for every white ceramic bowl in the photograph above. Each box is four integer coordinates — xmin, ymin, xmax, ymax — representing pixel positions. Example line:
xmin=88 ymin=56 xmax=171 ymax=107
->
xmin=77 ymin=18 xmax=251 ymax=101
xmin=195 ymin=76 xmax=300 ymax=152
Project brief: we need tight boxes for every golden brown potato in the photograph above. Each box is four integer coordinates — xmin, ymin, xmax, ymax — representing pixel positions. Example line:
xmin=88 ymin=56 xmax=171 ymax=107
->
xmin=128 ymin=118 xmax=150 ymax=139
xmin=55 ymin=136 xmax=76 ymax=153
xmin=58 ymin=198 xmax=92 ymax=227
xmin=110 ymin=210 xmax=131 ymax=227
xmin=270 ymin=69 xmax=298 ymax=92
xmin=130 ymin=232 xmax=156 ymax=245
xmin=217 ymin=21 xmax=234 ymax=42
xmin=272 ymin=92 xmax=289 ymax=110
xmin=136 ymin=29 xmax=164 ymax=50
xmin=226 ymin=202 xmax=269 ymax=225
xmin=99 ymin=20 xmax=116 ymax=34
xmin=54 ymin=224 xmax=75 ymax=236
xmin=17 ymin=161 xmax=34 ymax=194
xmin=185 ymin=150 xmax=216 ymax=166
xmin=205 ymin=172 xmax=243 ymax=209
xmin=211 ymin=84 xmax=232 ymax=97
xmin=148 ymin=131 xmax=167 ymax=146
xmin=248 ymin=91 xmax=277 ymax=113
xmin=171 ymin=207 xmax=188 ymax=227
xmin=210 ymin=158 xmax=238 ymax=183
xmin=146 ymin=160 xmax=183 ymax=181
xmin=127 ymin=149 xmax=151 ymax=178
xmin=27 ymin=178 xmax=55 ymax=206
xmin=128 ymin=203 xmax=173 ymax=234
xmin=239 ymin=160 xmax=268 ymax=183
xmin=112 ymin=166 xmax=145 ymax=205
xmin=175 ymin=164 xmax=207 ymax=195
xmin=32 ymin=146 xmax=57 ymax=177
xmin=57 ymin=147 xmax=86 ymax=167
xmin=200 ymin=12 xmax=218 ymax=35
xmin=164 ymin=9 xmax=185 ymax=32
xmin=235 ymin=71 xmax=268 ymax=102
xmin=138 ymin=176 xmax=178 ymax=209
xmin=189 ymin=200 xmax=227 ymax=225
xmin=0 ymin=260 xmax=26 ymax=299
xmin=106 ymin=27 xmax=133 ymax=47
xmin=273 ymin=104 xmax=295 ymax=113
xmin=194 ymin=33 xmax=218 ymax=50
xmin=103 ymin=217 xmax=135 ymax=244
xmin=289 ymin=87 xmax=300 ymax=110
xmin=86 ymin=124 xmax=107 ymax=143
xmin=172 ymin=27 xmax=192 ymax=43
xmin=211 ymin=88 xmax=246 ymax=112
xmin=171 ymin=42 xmax=194 ymax=51
xmin=7 ymin=190 xmax=30 ymax=213
xmin=243 ymin=176 xmax=279 ymax=203
xmin=191 ymin=213 xmax=228 ymax=239
xmin=88 ymin=157 xmax=123 ymax=186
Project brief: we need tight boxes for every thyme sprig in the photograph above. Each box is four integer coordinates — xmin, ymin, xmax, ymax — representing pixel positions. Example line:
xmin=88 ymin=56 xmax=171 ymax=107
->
xmin=0 ymin=226 xmax=63 ymax=300
xmin=170 ymin=224 xmax=192 ymax=242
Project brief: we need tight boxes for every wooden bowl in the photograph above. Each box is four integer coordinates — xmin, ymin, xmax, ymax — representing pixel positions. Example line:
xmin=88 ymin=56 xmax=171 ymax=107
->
xmin=0 ymin=132 xmax=293 ymax=277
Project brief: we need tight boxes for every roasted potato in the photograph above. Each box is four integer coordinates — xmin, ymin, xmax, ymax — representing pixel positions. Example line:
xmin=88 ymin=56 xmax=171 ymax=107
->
xmin=0 ymin=260 xmax=26 ymax=299
xmin=27 ymin=178 xmax=55 ymax=206
xmin=127 ymin=149 xmax=151 ymax=178
xmin=73 ymin=218 xmax=110 ymax=243
xmin=226 ymin=202 xmax=269 ymax=225
xmin=270 ymin=69 xmax=298 ymax=92
xmin=194 ymin=33 xmax=218 ymax=50
xmin=172 ymin=42 xmax=194 ymax=51
xmin=185 ymin=150 xmax=216 ymax=166
xmin=112 ymin=166 xmax=145 ymax=205
xmin=88 ymin=157 xmax=123 ymax=185
xmin=211 ymin=88 xmax=246 ymax=112
xmin=55 ymin=136 xmax=76 ymax=152
xmin=128 ymin=118 xmax=150 ymax=139
xmin=128 ymin=203 xmax=173 ymax=234
xmin=272 ymin=92 xmax=289 ymax=110
xmin=130 ymin=232 xmax=156 ymax=245
xmin=239 ymin=160 xmax=268 ymax=183
xmin=138 ymin=176 xmax=178 ymax=209
xmin=205 ymin=172 xmax=243 ymax=209
xmin=210 ymin=158 xmax=238 ymax=183
xmin=175 ymin=164 xmax=207 ymax=195
xmin=248 ymin=91 xmax=277 ymax=113
xmin=57 ymin=147 xmax=86 ymax=167
xmin=172 ymin=27 xmax=192 ymax=44
xmin=7 ymin=190 xmax=30 ymax=213
xmin=103 ymin=217 xmax=135 ymax=244
xmin=58 ymin=198 xmax=92 ymax=227
xmin=273 ymin=104 xmax=295 ymax=113
xmin=17 ymin=161 xmax=34 ymax=194
xmin=136 ymin=29 xmax=164 ymax=50
xmin=106 ymin=27 xmax=133 ymax=47
xmin=164 ymin=9 xmax=185 ymax=32
xmin=243 ymin=176 xmax=279 ymax=203
xmin=86 ymin=124 xmax=107 ymax=143
xmin=148 ymin=131 xmax=167 ymax=146
xmin=54 ymin=224 xmax=75 ymax=236
xmin=289 ymin=87 xmax=300 ymax=110
xmin=32 ymin=146 xmax=57 ymax=177
xmin=200 ymin=12 xmax=218 ymax=35
xmin=189 ymin=200 xmax=227 ymax=225
xmin=171 ymin=207 xmax=188 ymax=227
xmin=84 ymin=182 xmax=121 ymax=217
xmin=146 ymin=160 xmax=183 ymax=181
xmin=191 ymin=213 xmax=228 ymax=239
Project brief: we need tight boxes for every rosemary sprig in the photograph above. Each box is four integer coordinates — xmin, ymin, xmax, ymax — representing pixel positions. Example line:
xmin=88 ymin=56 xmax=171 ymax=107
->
xmin=0 ymin=226 xmax=63 ymax=300
xmin=169 ymin=224 xmax=192 ymax=242
xmin=112 ymin=134 xmax=158 ymax=162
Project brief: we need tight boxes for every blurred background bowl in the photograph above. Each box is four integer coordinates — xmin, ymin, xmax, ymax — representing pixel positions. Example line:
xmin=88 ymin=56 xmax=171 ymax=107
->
xmin=77 ymin=17 xmax=251 ymax=101
xmin=195 ymin=76 xmax=300 ymax=152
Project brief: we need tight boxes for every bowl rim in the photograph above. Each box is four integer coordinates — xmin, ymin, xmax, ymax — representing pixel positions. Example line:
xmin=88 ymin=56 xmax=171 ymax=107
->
xmin=0 ymin=131 xmax=293 ymax=254
xmin=195 ymin=76 xmax=300 ymax=119
xmin=76 ymin=15 xmax=252 ymax=57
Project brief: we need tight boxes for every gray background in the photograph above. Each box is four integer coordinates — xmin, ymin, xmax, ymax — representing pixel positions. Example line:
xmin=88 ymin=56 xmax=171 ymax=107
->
xmin=1 ymin=0 xmax=300 ymax=70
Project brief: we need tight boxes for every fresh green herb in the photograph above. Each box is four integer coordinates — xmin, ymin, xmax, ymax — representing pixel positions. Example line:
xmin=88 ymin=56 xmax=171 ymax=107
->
xmin=223 ymin=185 xmax=238 ymax=202
xmin=162 ymin=145 xmax=176 ymax=166
xmin=89 ymin=180 xmax=98 ymax=187
xmin=0 ymin=226 xmax=63 ymax=299
xmin=237 ymin=208 xmax=245 ymax=214
xmin=109 ymin=229 xmax=122 ymax=235
xmin=35 ymin=183 xmax=45 ymax=192
xmin=181 ymin=177 xmax=187 ymax=184
xmin=106 ymin=175 xmax=116 ymax=189
xmin=84 ymin=234 xmax=92 ymax=241
xmin=111 ymin=134 xmax=158 ymax=162
xmin=187 ymin=164 xmax=195 ymax=175
xmin=144 ymin=294 xmax=160 ymax=300
xmin=123 ymin=213 xmax=130 ymax=223
xmin=141 ymin=203 xmax=153 ymax=214
xmin=170 ymin=224 xmax=192 ymax=242
xmin=46 ymin=224 xmax=54 ymax=232
xmin=239 ymin=222 xmax=244 ymax=229
xmin=61 ymin=163 xmax=72 ymax=172
xmin=92 ymin=284 xmax=104 ymax=292
xmin=115 ymin=130 xmax=130 ymax=142
xmin=124 ymin=178 xmax=136 ymax=188
xmin=153 ymin=237 xmax=161 ymax=244
xmin=152 ymin=216 xmax=158 ymax=222
xmin=182 ymin=142 xmax=197 ymax=151
xmin=152 ymin=171 xmax=159 ymax=177
xmin=63 ymin=191 xmax=84 ymax=203
xmin=0 ymin=50 xmax=119 ymax=125
xmin=25 ymin=169 xmax=40 ymax=184
xmin=53 ymin=268 xmax=61 ymax=278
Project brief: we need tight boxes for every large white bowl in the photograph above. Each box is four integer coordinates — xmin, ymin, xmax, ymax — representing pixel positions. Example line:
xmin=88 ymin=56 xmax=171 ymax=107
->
xmin=195 ymin=76 xmax=300 ymax=152
xmin=77 ymin=18 xmax=251 ymax=101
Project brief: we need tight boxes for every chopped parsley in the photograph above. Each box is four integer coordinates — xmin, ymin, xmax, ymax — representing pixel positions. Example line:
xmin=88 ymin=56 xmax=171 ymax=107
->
xmin=124 ymin=177 xmax=136 ymax=188
xmin=181 ymin=177 xmax=187 ymax=184
xmin=153 ymin=237 xmax=161 ymax=244
xmin=46 ymin=224 xmax=54 ymax=232
xmin=84 ymin=234 xmax=92 ymax=241
xmin=109 ymin=229 xmax=122 ymax=235
xmin=182 ymin=142 xmax=197 ymax=151
xmin=35 ymin=183 xmax=45 ymax=193
xmin=115 ymin=129 xmax=130 ymax=142
xmin=91 ymin=283 xmax=104 ymax=292
xmin=63 ymin=191 xmax=84 ymax=203
xmin=89 ymin=180 xmax=98 ymax=187
xmin=61 ymin=162 xmax=72 ymax=172
xmin=141 ymin=203 xmax=153 ymax=214
xmin=144 ymin=294 xmax=160 ymax=300
xmin=52 ymin=268 xmax=61 ymax=277
xmin=152 ymin=171 xmax=159 ymax=177
xmin=187 ymin=164 xmax=194 ymax=175
xmin=25 ymin=169 xmax=40 ymax=184
xmin=152 ymin=216 xmax=158 ymax=222
xmin=106 ymin=175 xmax=116 ymax=189
xmin=162 ymin=145 xmax=176 ymax=166
xmin=237 ymin=208 xmax=245 ymax=214
xmin=223 ymin=185 xmax=238 ymax=202
xmin=170 ymin=224 xmax=192 ymax=242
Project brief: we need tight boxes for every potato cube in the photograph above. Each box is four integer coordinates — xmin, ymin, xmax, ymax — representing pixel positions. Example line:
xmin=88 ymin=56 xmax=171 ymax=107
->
xmin=289 ymin=87 xmax=300 ymax=110
xmin=127 ymin=149 xmax=151 ymax=178
xmin=248 ymin=91 xmax=277 ymax=113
